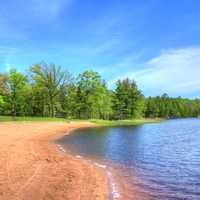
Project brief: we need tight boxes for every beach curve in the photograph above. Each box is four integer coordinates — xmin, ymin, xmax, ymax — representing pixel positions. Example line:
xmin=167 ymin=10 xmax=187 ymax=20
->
xmin=0 ymin=121 xmax=109 ymax=200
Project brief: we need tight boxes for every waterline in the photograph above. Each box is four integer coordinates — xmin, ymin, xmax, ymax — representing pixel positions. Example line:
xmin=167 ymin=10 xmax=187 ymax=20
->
xmin=107 ymin=170 xmax=121 ymax=199
xmin=57 ymin=144 xmax=66 ymax=153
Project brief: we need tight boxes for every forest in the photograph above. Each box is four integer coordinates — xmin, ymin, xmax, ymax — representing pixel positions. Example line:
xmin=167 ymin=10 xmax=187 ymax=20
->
xmin=0 ymin=62 xmax=200 ymax=120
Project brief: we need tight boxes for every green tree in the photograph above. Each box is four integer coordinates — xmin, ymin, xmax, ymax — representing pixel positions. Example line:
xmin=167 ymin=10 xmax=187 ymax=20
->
xmin=0 ymin=95 xmax=4 ymax=112
xmin=7 ymin=69 xmax=27 ymax=118
xmin=0 ymin=74 xmax=7 ymax=114
xmin=30 ymin=62 xmax=71 ymax=117
xmin=113 ymin=78 xmax=145 ymax=119
xmin=76 ymin=70 xmax=112 ymax=119
xmin=1 ymin=64 xmax=200 ymax=120
xmin=55 ymin=78 xmax=78 ymax=119
xmin=145 ymin=94 xmax=200 ymax=118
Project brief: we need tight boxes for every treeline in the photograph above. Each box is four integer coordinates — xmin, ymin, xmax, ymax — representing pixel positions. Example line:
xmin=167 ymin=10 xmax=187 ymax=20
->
xmin=145 ymin=94 xmax=200 ymax=118
xmin=0 ymin=63 xmax=200 ymax=119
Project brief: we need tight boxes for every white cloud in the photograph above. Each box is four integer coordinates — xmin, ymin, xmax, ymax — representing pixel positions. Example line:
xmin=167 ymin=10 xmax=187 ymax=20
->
xmin=0 ymin=0 xmax=73 ymax=41
xmin=30 ymin=0 xmax=72 ymax=20
xmin=0 ymin=0 xmax=73 ymax=24
xmin=108 ymin=47 xmax=200 ymax=97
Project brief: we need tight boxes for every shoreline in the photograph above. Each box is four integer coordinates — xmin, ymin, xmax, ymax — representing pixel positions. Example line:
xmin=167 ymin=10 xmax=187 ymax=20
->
xmin=56 ymin=123 xmax=155 ymax=200
xmin=55 ymin=128 xmax=121 ymax=200
xmin=0 ymin=119 xmax=161 ymax=200
xmin=0 ymin=122 xmax=109 ymax=200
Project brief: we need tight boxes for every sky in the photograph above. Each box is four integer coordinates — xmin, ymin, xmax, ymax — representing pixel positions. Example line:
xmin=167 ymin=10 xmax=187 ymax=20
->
xmin=0 ymin=0 xmax=200 ymax=98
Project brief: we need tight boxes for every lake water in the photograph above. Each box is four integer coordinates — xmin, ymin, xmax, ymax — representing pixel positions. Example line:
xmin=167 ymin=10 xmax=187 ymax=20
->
xmin=58 ymin=119 xmax=200 ymax=200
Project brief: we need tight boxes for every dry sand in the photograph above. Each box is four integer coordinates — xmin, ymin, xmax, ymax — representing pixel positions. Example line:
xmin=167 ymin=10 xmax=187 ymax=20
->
xmin=0 ymin=122 xmax=109 ymax=200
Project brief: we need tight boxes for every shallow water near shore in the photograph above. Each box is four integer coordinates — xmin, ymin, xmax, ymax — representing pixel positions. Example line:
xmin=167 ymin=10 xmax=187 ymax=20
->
xmin=58 ymin=118 xmax=200 ymax=200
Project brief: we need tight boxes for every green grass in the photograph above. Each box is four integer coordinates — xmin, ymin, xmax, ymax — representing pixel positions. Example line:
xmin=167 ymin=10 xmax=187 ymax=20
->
xmin=0 ymin=116 xmax=68 ymax=122
xmin=0 ymin=116 xmax=163 ymax=126
xmin=89 ymin=118 xmax=163 ymax=126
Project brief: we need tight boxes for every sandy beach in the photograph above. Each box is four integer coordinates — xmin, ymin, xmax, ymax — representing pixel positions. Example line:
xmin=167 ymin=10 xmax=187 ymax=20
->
xmin=0 ymin=122 xmax=109 ymax=200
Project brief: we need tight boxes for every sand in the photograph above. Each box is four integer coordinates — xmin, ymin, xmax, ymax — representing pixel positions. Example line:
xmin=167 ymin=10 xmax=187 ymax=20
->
xmin=0 ymin=122 xmax=109 ymax=200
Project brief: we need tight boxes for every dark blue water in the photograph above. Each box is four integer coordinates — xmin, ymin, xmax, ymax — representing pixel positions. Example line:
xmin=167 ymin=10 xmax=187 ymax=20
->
xmin=58 ymin=119 xmax=200 ymax=200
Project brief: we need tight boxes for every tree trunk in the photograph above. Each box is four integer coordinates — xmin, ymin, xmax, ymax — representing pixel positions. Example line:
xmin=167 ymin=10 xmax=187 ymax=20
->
xmin=12 ymin=101 xmax=16 ymax=121
xmin=49 ymin=96 xmax=55 ymax=117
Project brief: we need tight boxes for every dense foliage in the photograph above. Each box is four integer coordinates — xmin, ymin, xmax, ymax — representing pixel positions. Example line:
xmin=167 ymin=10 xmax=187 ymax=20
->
xmin=112 ymin=79 xmax=144 ymax=119
xmin=0 ymin=63 xmax=200 ymax=119
xmin=145 ymin=94 xmax=200 ymax=118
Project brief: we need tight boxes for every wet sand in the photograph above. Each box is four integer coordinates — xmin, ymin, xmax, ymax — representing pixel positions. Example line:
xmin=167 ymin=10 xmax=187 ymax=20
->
xmin=0 ymin=122 xmax=109 ymax=200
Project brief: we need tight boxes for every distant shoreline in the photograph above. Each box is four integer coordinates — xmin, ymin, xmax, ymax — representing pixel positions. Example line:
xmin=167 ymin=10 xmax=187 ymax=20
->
xmin=0 ymin=115 xmax=163 ymax=124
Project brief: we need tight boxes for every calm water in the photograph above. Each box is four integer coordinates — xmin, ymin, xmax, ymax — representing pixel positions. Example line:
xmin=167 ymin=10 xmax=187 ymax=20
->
xmin=58 ymin=119 xmax=200 ymax=200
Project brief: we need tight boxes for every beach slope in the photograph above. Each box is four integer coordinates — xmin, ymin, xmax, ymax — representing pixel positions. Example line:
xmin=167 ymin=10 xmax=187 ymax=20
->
xmin=0 ymin=122 xmax=108 ymax=200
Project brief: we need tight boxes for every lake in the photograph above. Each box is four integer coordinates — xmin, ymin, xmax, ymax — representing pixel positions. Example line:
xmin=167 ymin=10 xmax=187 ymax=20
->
xmin=58 ymin=119 xmax=200 ymax=200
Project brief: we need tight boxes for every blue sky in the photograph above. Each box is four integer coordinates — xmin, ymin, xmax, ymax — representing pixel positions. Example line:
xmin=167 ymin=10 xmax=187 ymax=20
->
xmin=0 ymin=0 xmax=200 ymax=98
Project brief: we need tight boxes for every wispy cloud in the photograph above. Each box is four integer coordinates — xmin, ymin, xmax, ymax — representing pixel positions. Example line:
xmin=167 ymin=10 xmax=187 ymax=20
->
xmin=0 ymin=0 xmax=73 ymax=29
xmin=108 ymin=47 xmax=200 ymax=97
xmin=30 ymin=0 xmax=72 ymax=21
